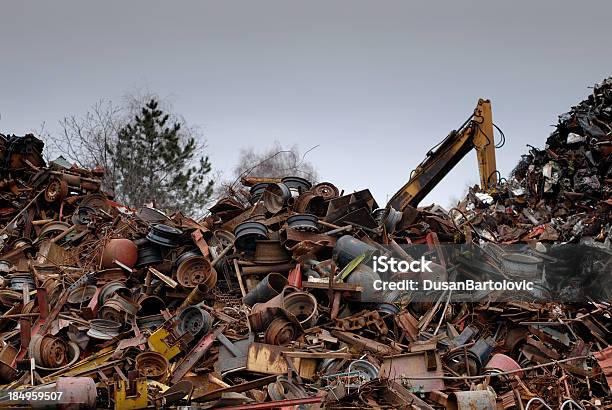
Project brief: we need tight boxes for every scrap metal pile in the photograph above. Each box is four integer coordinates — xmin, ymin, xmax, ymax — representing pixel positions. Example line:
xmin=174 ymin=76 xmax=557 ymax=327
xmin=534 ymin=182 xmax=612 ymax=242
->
xmin=0 ymin=79 xmax=610 ymax=410
xmin=455 ymin=78 xmax=612 ymax=245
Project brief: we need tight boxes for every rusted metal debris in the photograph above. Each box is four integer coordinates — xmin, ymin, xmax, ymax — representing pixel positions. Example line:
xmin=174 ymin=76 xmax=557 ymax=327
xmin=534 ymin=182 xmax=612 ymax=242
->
xmin=0 ymin=79 xmax=611 ymax=409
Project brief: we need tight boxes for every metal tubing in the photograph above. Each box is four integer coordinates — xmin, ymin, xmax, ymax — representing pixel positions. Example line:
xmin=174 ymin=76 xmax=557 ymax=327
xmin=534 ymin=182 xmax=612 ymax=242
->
xmin=242 ymin=273 xmax=288 ymax=306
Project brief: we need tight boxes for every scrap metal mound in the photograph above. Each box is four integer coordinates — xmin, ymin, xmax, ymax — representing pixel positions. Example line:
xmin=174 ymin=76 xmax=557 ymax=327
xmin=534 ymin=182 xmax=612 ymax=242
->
xmin=455 ymin=77 xmax=612 ymax=244
xmin=0 ymin=79 xmax=610 ymax=409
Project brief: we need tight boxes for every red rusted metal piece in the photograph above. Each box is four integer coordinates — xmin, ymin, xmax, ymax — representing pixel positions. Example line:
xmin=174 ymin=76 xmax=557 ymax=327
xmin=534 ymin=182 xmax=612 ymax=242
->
xmin=19 ymin=317 xmax=31 ymax=350
xmin=170 ymin=325 xmax=227 ymax=384
xmin=396 ymin=310 xmax=419 ymax=342
xmin=191 ymin=229 xmax=211 ymax=259
xmin=287 ymin=264 xmax=302 ymax=288
xmin=594 ymin=346 xmax=612 ymax=389
xmin=484 ymin=353 xmax=524 ymax=379
xmin=36 ymin=287 xmax=49 ymax=319
xmin=425 ymin=231 xmax=446 ymax=268
xmin=101 ymin=238 xmax=138 ymax=269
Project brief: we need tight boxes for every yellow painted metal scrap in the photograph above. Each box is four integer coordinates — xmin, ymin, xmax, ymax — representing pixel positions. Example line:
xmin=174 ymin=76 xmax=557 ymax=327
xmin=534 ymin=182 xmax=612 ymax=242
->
xmin=148 ymin=326 xmax=182 ymax=360
xmin=114 ymin=378 xmax=148 ymax=410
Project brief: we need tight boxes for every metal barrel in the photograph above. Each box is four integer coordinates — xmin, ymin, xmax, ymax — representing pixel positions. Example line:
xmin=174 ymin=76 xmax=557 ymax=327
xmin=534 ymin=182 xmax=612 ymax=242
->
xmin=332 ymin=235 xmax=378 ymax=269
xmin=346 ymin=263 xmax=382 ymax=303
xmin=243 ymin=272 xmax=288 ymax=306
xmin=447 ymin=390 xmax=496 ymax=410
xmin=30 ymin=377 xmax=97 ymax=409
xmin=468 ymin=336 xmax=497 ymax=372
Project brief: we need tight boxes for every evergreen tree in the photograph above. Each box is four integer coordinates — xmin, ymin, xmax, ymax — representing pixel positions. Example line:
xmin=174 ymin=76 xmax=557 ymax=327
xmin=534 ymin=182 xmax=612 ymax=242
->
xmin=108 ymin=99 xmax=213 ymax=214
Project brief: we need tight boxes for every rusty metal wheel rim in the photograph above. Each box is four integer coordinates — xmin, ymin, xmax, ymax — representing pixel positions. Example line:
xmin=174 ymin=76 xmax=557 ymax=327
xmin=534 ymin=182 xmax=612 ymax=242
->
xmin=136 ymin=351 xmax=169 ymax=380
xmin=264 ymin=318 xmax=298 ymax=346
xmin=176 ymin=256 xmax=213 ymax=288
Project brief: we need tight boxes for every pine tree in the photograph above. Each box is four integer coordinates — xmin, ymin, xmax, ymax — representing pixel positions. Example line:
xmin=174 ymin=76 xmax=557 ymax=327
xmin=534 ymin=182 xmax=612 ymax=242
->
xmin=108 ymin=99 xmax=213 ymax=215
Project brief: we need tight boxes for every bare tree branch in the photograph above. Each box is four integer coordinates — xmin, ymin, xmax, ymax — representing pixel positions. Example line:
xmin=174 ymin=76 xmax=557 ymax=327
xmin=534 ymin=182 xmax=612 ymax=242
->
xmin=219 ymin=142 xmax=319 ymax=200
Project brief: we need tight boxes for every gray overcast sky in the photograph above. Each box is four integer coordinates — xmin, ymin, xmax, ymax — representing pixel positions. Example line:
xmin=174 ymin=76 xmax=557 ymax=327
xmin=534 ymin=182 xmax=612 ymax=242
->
xmin=1 ymin=1 xmax=611 ymax=207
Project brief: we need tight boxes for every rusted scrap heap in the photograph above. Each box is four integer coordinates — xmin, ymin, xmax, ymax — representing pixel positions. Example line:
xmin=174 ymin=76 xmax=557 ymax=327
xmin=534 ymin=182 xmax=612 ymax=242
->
xmin=0 ymin=81 xmax=610 ymax=410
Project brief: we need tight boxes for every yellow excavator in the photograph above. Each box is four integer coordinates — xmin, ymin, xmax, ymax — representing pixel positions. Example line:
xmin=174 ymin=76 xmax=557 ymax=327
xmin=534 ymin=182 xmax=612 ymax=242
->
xmin=387 ymin=98 xmax=500 ymax=212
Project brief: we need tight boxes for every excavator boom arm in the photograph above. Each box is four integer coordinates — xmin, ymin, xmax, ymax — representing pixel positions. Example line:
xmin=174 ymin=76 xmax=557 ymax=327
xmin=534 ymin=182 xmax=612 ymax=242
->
xmin=473 ymin=99 xmax=497 ymax=189
xmin=387 ymin=99 xmax=497 ymax=211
